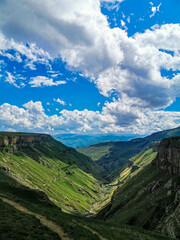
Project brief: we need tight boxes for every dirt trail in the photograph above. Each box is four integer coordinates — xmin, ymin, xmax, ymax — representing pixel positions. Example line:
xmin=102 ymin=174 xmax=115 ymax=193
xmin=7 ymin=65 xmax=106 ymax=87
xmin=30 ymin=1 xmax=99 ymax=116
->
xmin=73 ymin=220 xmax=108 ymax=240
xmin=1 ymin=197 xmax=72 ymax=240
xmin=82 ymin=225 xmax=108 ymax=240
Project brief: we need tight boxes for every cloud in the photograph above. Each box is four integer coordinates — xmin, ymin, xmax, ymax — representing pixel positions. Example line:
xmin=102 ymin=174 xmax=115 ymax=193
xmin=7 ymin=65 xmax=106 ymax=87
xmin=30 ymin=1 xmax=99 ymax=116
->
xmin=100 ymin=0 xmax=123 ymax=2
xmin=135 ymin=24 xmax=180 ymax=52
xmin=121 ymin=20 xmax=125 ymax=27
xmin=53 ymin=98 xmax=66 ymax=106
xmin=23 ymin=101 xmax=45 ymax=115
xmin=0 ymin=0 xmax=124 ymax=75
xmin=5 ymin=72 xmax=19 ymax=88
xmin=0 ymin=32 xmax=51 ymax=68
xmin=0 ymin=1 xmax=180 ymax=134
xmin=150 ymin=3 xmax=161 ymax=18
xmin=0 ymin=0 xmax=179 ymax=111
xmin=0 ymin=101 xmax=179 ymax=135
xmin=29 ymin=76 xmax=66 ymax=87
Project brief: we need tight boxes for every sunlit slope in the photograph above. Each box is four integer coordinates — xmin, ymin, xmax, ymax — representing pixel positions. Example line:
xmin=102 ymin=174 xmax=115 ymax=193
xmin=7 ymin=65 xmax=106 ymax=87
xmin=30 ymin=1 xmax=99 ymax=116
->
xmin=78 ymin=126 xmax=180 ymax=178
xmin=0 ymin=133 xmax=106 ymax=213
xmin=98 ymin=139 xmax=180 ymax=238
xmin=0 ymin=169 xmax=173 ymax=240
xmin=0 ymin=132 xmax=106 ymax=180
xmin=116 ymin=143 xmax=158 ymax=184
xmin=78 ymin=143 xmax=113 ymax=161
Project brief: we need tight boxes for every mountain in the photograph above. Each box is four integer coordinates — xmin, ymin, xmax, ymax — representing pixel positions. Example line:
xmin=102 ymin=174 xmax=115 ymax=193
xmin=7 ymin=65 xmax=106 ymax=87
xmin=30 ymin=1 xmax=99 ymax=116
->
xmin=78 ymin=126 xmax=180 ymax=179
xmin=0 ymin=132 xmax=106 ymax=213
xmin=0 ymin=166 xmax=173 ymax=240
xmin=53 ymin=133 xmax=137 ymax=148
xmin=97 ymin=137 xmax=180 ymax=238
xmin=0 ymin=132 xmax=173 ymax=240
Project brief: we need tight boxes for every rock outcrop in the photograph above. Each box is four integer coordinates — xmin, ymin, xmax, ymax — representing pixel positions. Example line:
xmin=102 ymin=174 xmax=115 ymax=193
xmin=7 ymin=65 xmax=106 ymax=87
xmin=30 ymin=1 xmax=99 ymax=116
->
xmin=153 ymin=136 xmax=180 ymax=174
xmin=0 ymin=133 xmax=52 ymax=153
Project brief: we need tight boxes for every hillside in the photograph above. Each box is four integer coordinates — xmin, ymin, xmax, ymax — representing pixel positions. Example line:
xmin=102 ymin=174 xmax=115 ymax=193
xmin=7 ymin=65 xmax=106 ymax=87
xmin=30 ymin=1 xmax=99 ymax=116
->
xmin=0 ymin=168 xmax=173 ymax=240
xmin=97 ymin=137 xmax=180 ymax=238
xmin=78 ymin=126 xmax=180 ymax=178
xmin=0 ymin=131 xmax=179 ymax=239
xmin=0 ymin=132 xmax=106 ymax=213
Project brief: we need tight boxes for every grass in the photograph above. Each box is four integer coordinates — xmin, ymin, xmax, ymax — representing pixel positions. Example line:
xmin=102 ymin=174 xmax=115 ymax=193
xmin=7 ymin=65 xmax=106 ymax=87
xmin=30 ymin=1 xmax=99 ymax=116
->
xmin=97 ymin=152 xmax=180 ymax=238
xmin=78 ymin=144 xmax=112 ymax=161
xmin=0 ymin=151 xmax=104 ymax=213
xmin=78 ymin=126 xmax=180 ymax=180
xmin=0 ymin=132 xmax=108 ymax=213
xmin=0 ymin=169 xmax=174 ymax=240
xmin=0 ymin=199 xmax=60 ymax=240
xmin=0 ymin=132 xmax=179 ymax=239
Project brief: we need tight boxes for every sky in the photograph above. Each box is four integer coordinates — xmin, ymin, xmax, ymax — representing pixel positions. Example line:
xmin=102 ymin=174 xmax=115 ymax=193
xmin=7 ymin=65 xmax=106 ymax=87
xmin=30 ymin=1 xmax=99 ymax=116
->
xmin=0 ymin=0 xmax=180 ymax=136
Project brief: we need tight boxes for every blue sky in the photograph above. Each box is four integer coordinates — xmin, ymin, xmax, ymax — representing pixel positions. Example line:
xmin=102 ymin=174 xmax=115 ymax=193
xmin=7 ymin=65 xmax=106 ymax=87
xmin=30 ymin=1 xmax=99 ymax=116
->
xmin=0 ymin=0 xmax=179 ymax=135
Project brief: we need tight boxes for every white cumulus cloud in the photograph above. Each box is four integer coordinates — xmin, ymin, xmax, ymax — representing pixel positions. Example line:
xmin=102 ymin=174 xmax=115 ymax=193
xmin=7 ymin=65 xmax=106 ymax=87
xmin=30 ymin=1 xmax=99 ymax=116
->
xmin=29 ymin=76 xmax=66 ymax=87
xmin=0 ymin=1 xmax=179 ymax=134
xmin=0 ymin=101 xmax=179 ymax=135
xmin=150 ymin=3 xmax=161 ymax=18
xmin=53 ymin=98 xmax=66 ymax=106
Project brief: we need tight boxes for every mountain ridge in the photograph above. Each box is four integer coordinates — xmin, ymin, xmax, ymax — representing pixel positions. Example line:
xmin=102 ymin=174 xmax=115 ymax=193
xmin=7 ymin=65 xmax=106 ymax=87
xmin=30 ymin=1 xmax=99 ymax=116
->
xmin=78 ymin=126 xmax=180 ymax=179
xmin=0 ymin=131 xmax=179 ymax=239
xmin=0 ymin=132 xmax=107 ymax=213
xmin=97 ymin=136 xmax=180 ymax=238
xmin=53 ymin=133 xmax=139 ymax=148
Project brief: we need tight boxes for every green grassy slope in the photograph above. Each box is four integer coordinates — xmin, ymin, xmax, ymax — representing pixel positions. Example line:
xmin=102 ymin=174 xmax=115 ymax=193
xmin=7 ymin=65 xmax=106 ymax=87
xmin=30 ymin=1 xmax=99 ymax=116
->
xmin=0 ymin=133 xmax=108 ymax=213
xmin=0 ymin=132 xmax=106 ymax=181
xmin=114 ymin=143 xmax=158 ymax=184
xmin=97 ymin=145 xmax=180 ymax=238
xmin=0 ymin=169 xmax=173 ymax=240
xmin=78 ymin=143 xmax=113 ymax=161
xmin=78 ymin=126 xmax=180 ymax=178
xmin=0 ymin=152 xmax=104 ymax=213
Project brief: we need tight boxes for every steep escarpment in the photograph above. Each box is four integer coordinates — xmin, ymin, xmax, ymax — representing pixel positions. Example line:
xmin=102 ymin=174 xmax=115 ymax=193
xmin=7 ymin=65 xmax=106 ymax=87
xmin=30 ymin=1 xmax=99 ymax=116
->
xmin=153 ymin=137 xmax=180 ymax=174
xmin=98 ymin=137 xmax=180 ymax=238
xmin=0 ymin=133 xmax=52 ymax=153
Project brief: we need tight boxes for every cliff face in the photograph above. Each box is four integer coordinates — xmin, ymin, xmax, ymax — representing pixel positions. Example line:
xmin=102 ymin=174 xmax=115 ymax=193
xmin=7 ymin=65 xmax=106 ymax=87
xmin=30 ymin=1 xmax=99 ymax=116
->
xmin=0 ymin=132 xmax=106 ymax=181
xmin=0 ymin=133 xmax=52 ymax=153
xmin=98 ymin=137 xmax=180 ymax=238
xmin=153 ymin=137 xmax=180 ymax=174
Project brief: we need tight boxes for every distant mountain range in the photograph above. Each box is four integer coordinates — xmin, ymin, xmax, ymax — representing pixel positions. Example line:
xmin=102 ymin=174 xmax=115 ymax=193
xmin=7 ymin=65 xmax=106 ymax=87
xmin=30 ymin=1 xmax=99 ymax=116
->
xmin=53 ymin=133 xmax=140 ymax=148
xmin=78 ymin=126 xmax=180 ymax=180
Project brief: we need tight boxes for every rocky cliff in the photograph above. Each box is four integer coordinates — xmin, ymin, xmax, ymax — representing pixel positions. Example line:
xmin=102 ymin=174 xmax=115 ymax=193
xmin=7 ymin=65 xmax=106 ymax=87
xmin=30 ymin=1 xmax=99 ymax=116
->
xmin=98 ymin=137 xmax=180 ymax=238
xmin=153 ymin=136 xmax=180 ymax=174
xmin=0 ymin=133 xmax=52 ymax=153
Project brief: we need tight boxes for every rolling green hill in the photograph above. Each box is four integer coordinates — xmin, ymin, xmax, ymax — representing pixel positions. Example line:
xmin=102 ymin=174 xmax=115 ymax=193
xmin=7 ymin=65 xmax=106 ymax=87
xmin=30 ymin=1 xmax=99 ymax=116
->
xmin=97 ymin=137 xmax=180 ymax=239
xmin=78 ymin=126 xmax=180 ymax=179
xmin=0 ymin=132 xmax=107 ymax=213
